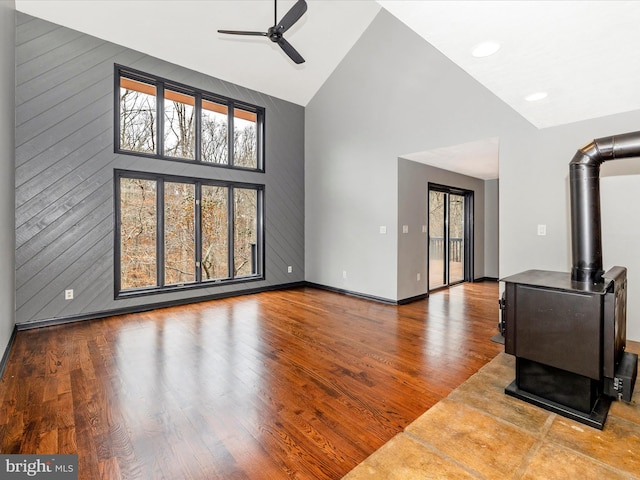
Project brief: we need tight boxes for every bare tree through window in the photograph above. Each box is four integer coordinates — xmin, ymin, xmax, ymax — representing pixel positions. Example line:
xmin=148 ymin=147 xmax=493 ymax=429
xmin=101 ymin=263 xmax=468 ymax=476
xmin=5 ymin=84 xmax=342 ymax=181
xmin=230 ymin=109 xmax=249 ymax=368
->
xmin=120 ymin=178 xmax=157 ymax=289
xmin=202 ymin=100 xmax=229 ymax=164
xmin=118 ymin=70 xmax=261 ymax=170
xmin=116 ymin=70 xmax=264 ymax=294
xmin=164 ymin=182 xmax=195 ymax=284
xmin=428 ymin=189 xmax=466 ymax=289
xmin=120 ymin=78 xmax=156 ymax=154
xmin=233 ymin=109 xmax=258 ymax=169
xmin=202 ymin=185 xmax=229 ymax=279
xmin=118 ymin=174 xmax=262 ymax=293
xmin=164 ymin=90 xmax=195 ymax=160
xmin=234 ymin=188 xmax=258 ymax=277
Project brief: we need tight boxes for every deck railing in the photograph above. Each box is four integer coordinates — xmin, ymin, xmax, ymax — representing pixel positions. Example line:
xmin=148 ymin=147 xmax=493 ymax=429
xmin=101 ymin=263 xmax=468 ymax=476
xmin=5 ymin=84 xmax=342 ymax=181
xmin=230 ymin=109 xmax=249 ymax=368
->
xmin=429 ymin=237 xmax=463 ymax=262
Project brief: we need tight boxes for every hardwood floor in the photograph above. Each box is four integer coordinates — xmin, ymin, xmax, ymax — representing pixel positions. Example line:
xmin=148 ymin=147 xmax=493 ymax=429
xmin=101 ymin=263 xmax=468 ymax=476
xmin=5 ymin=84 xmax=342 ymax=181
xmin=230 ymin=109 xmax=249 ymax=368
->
xmin=0 ymin=282 xmax=502 ymax=479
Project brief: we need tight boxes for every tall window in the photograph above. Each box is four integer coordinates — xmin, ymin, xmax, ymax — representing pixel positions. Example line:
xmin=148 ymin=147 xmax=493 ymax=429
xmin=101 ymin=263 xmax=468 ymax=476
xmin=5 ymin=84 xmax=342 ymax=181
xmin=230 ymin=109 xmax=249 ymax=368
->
xmin=116 ymin=66 xmax=264 ymax=171
xmin=120 ymin=178 xmax=157 ymax=289
xmin=164 ymin=182 xmax=196 ymax=284
xmin=201 ymin=185 xmax=229 ymax=280
xmin=116 ymin=171 xmax=264 ymax=296
xmin=234 ymin=188 xmax=258 ymax=276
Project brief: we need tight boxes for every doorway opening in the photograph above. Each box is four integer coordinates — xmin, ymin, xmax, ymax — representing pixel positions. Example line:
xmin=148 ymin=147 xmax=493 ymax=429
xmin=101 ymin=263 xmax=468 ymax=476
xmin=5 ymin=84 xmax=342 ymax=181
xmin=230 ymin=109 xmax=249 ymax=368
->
xmin=428 ymin=184 xmax=474 ymax=290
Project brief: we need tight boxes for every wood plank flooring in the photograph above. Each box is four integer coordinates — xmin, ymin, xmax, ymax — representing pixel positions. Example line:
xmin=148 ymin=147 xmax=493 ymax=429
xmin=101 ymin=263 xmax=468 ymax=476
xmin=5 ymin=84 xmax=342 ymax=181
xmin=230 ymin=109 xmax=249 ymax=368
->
xmin=0 ymin=282 xmax=502 ymax=479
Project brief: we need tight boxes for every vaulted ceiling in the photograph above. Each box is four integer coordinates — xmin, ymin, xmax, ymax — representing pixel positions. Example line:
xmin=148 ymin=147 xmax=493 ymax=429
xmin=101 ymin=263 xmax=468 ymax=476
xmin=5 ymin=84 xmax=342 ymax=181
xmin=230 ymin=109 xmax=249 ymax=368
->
xmin=14 ymin=1 xmax=640 ymax=180
xmin=16 ymin=0 xmax=640 ymax=130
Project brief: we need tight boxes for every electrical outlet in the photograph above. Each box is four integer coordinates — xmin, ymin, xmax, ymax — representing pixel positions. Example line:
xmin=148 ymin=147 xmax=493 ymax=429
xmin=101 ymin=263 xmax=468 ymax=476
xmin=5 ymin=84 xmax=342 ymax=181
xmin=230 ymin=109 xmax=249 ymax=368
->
xmin=402 ymin=225 xmax=409 ymax=234
xmin=65 ymin=289 xmax=73 ymax=300
xmin=379 ymin=226 xmax=387 ymax=234
xmin=422 ymin=225 xmax=427 ymax=233
xmin=287 ymin=266 xmax=292 ymax=273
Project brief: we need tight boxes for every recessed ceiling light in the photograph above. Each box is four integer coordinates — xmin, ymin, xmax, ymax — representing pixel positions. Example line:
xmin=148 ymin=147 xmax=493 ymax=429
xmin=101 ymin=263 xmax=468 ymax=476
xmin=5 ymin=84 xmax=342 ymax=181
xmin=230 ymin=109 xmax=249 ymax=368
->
xmin=525 ymin=92 xmax=548 ymax=102
xmin=471 ymin=42 xmax=500 ymax=58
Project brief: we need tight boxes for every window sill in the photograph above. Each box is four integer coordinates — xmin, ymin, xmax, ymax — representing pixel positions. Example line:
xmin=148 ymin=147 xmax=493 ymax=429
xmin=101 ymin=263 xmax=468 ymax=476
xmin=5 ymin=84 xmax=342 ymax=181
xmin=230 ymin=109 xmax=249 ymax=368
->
xmin=115 ymin=275 xmax=265 ymax=300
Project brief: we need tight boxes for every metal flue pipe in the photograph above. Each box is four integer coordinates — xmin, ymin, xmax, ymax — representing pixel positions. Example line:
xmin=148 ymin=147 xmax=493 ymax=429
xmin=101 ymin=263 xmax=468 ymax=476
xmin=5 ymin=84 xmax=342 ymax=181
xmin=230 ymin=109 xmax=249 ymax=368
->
xmin=570 ymin=131 xmax=640 ymax=283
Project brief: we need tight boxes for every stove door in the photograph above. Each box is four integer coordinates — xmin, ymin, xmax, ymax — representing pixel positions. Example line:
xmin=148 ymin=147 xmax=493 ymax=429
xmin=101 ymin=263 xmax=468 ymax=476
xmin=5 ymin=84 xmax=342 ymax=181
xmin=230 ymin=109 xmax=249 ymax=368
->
xmin=508 ymin=284 xmax=603 ymax=380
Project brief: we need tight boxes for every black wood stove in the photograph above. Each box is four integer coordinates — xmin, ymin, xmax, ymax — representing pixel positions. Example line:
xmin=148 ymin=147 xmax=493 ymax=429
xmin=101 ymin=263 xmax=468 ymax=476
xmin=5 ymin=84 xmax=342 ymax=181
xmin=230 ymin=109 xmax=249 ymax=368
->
xmin=500 ymin=131 xmax=640 ymax=429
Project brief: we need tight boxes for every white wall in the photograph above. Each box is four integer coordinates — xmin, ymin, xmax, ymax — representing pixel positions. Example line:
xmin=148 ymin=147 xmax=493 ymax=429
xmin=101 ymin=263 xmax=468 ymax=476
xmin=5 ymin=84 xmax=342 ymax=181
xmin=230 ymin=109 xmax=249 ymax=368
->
xmin=500 ymin=111 xmax=640 ymax=341
xmin=306 ymin=9 xmax=534 ymax=302
xmin=602 ymin=173 xmax=640 ymax=342
xmin=0 ymin=1 xmax=16 ymax=360
xmin=505 ymin=112 xmax=640 ymax=342
xmin=484 ymin=178 xmax=499 ymax=279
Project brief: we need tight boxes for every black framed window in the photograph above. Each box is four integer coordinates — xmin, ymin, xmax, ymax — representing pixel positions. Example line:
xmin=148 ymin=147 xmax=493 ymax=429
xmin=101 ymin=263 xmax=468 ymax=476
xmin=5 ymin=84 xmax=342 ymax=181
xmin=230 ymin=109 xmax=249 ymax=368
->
xmin=116 ymin=65 xmax=265 ymax=171
xmin=115 ymin=170 xmax=264 ymax=297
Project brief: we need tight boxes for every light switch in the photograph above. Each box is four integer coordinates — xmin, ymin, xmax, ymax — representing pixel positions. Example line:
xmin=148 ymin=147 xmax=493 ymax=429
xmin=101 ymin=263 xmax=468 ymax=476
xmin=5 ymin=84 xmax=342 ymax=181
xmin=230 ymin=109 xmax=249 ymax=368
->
xmin=380 ymin=226 xmax=387 ymax=234
xmin=537 ymin=224 xmax=547 ymax=236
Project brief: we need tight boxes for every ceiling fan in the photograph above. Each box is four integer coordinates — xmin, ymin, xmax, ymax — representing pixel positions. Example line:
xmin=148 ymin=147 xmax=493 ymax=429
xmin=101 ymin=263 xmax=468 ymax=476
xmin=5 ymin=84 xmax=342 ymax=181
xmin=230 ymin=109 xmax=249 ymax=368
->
xmin=218 ymin=0 xmax=308 ymax=64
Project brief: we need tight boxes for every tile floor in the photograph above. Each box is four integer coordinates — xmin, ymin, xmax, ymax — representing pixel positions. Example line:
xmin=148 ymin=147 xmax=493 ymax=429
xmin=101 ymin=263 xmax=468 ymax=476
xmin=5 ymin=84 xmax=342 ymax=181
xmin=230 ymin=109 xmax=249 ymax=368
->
xmin=344 ymin=343 xmax=640 ymax=479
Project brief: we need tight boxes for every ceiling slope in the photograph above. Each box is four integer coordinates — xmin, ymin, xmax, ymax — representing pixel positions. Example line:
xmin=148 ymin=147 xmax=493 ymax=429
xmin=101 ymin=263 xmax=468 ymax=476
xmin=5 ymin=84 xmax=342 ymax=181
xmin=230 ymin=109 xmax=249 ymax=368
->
xmin=15 ymin=0 xmax=381 ymax=106
xmin=15 ymin=1 xmax=640 ymax=128
xmin=379 ymin=0 xmax=640 ymax=129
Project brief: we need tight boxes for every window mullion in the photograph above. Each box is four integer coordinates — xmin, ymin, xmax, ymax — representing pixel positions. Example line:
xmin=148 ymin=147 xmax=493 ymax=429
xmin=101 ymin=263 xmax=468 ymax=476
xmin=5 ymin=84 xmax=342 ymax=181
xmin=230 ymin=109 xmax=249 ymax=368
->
xmin=195 ymin=93 xmax=202 ymax=162
xmin=228 ymin=186 xmax=235 ymax=279
xmin=157 ymin=82 xmax=165 ymax=157
xmin=157 ymin=179 xmax=165 ymax=287
xmin=195 ymin=183 xmax=202 ymax=283
xmin=114 ymin=175 xmax=122 ymax=295
xmin=114 ymin=68 xmax=122 ymax=152
xmin=228 ymin=102 xmax=235 ymax=167
xmin=444 ymin=193 xmax=450 ymax=286
xmin=258 ymin=112 xmax=265 ymax=171
xmin=257 ymin=188 xmax=264 ymax=276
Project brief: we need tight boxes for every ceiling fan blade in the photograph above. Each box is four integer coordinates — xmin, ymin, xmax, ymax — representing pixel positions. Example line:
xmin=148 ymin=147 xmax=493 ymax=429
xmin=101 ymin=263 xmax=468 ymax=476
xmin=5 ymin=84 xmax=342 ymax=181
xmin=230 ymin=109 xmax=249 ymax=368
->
xmin=277 ymin=37 xmax=305 ymax=64
xmin=276 ymin=0 xmax=307 ymax=34
xmin=218 ymin=30 xmax=268 ymax=36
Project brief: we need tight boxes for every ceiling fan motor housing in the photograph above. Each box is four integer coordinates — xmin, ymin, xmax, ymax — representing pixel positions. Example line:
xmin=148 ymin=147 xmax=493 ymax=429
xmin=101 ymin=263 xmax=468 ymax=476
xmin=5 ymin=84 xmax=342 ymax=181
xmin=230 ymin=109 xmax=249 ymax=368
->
xmin=218 ymin=0 xmax=307 ymax=64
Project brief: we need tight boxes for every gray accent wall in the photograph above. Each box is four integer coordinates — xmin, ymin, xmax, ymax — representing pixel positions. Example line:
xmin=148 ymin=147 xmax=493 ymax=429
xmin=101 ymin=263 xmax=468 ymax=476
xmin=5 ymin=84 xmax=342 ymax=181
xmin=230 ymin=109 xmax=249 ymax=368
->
xmin=0 ymin=1 xmax=16 ymax=354
xmin=397 ymin=159 xmax=486 ymax=301
xmin=305 ymin=9 xmax=536 ymax=302
xmin=15 ymin=12 xmax=304 ymax=326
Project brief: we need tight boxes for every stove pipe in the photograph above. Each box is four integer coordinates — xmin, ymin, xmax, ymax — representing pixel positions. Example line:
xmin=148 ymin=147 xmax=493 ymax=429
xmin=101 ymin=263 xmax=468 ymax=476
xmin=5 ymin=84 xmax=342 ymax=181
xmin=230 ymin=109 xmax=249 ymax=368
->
xmin=570 ymin=131 xmax=640 ymax=283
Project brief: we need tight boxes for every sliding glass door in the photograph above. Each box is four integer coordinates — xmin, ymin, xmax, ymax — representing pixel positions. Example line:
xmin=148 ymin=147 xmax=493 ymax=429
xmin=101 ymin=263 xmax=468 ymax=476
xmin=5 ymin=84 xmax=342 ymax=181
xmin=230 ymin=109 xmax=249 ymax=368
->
xmin=429 ymin=191 xmax=447 ymax=289
xmin=448 ymin=193 xmax=465 ymax=284
xmin=428 ymin=185 xmax=472 ymax=290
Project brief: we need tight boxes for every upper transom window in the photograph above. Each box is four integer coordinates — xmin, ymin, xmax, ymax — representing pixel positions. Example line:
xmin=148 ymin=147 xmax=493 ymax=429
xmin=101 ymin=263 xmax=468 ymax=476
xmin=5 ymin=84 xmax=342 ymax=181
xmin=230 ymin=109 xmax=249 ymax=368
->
xmin=116 ymin=66 xmax=264 ymax=171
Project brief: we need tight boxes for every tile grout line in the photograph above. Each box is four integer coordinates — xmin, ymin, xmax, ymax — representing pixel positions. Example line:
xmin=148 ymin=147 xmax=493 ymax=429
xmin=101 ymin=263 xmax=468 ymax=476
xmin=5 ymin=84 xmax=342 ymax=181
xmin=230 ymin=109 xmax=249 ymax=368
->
xmin=444 ymin=391 xmax=552 ymax=438
xmin=510 ymin=413 xmax=556 ymax=478
xmin=545 ymin=440 xmax=639 ymax=479
xmin=402 ymin=431 xmax=489 ymax=479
